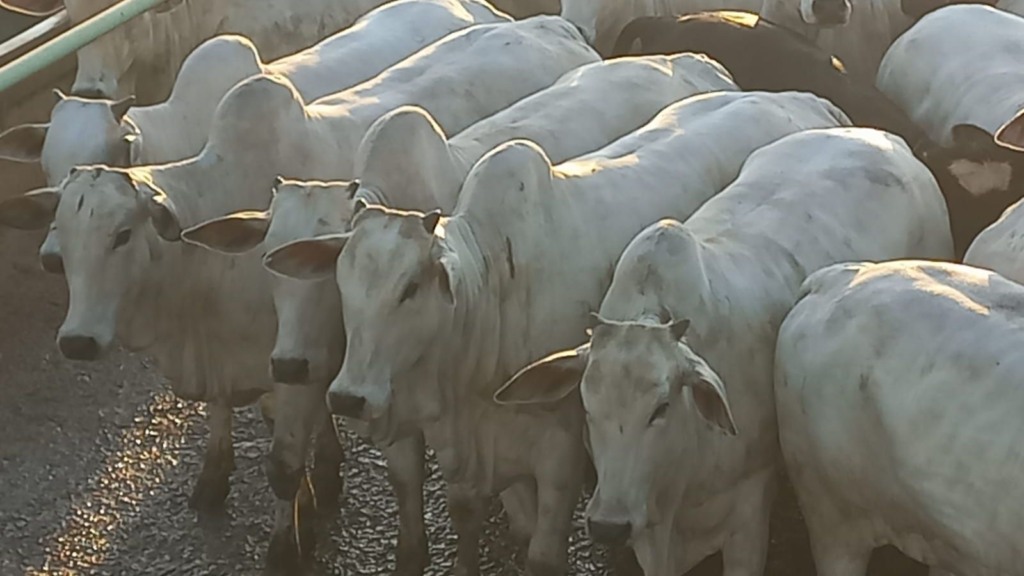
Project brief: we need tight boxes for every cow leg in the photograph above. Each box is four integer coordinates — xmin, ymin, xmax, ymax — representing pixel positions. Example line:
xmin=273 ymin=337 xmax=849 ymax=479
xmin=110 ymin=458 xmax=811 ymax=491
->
xmin=721 ymin=470 xmax=776 ymax=576
xmin=189 ymin=400 xmax=235 ymax=510
xmin=501 ymin=481 xmax=537 ymax=546
xmin=264 ymin=384 xmax=325 ymax=572
xmin=447 ymin=483 xmax=487 ymax=576
xmin=266 ymin=472 xmax=316 ymax=575
xmin=310 ymin=408 xmax=345 ymax=510
xmin=523 ymin=436 xmax=584 ymax=576
xmin=258 ymin=392 xmax=277 ymax=433
xmin=802 ymin=494 xmax=871 ymax=576
xmin=383 ymin=432 xmax=428 ymax=576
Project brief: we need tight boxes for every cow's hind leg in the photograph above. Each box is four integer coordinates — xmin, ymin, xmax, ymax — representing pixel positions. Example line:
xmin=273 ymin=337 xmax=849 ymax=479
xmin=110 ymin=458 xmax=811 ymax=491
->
xmin=189 ymin=400 xmax=235 ymax=510
xmin=801 ymin=487 xmax=872 ymax=576
xmin=384 ymin=432 xmax=428 ymax=576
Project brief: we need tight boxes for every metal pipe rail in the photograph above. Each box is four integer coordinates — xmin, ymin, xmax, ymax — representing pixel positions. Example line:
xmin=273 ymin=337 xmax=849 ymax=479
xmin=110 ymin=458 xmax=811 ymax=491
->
xmin=0 ymin=0 xmax=173 ymax=95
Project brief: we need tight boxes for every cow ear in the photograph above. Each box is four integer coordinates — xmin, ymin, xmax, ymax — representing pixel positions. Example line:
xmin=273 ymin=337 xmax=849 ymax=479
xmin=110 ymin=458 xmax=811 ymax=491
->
xmin=951 ymin=123 xmax=996 ymax=151
xmin=181 ymin=210 xmax=270 ymax=254
xmin=262 ymin=233 xmax=350 ymax=280
xmin=435 ymin=253 xmax=457 ymax=306
xmin=995 ymin=111 xmax=1024 ymax=153
xmin=109 ymin=94 xmax=135 ymax=123
xmin=0 ymin=123 xmax=48 ymax=163
xmin=681 ymin=353 xmax=737 ymax=436
xmin=0 ymin=0 xmax=63 ymax=17
xmin=669 ymin=318 xmax=690 ymax=341
xmin=0 ymin=186 xmax=58 ymax=230
xmin=133 ymin=178 xmax=182 ymax=242
xmin=494 ymin=343 xmax=590 ymax=406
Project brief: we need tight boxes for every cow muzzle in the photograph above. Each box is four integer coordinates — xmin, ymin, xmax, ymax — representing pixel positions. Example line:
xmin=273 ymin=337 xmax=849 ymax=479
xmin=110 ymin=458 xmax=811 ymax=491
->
xmin=58 ymin=334 xmax=101 ymax=361
xmin=271 ymin=357 xmax=310 ymax=384
xmin=327 ymin=389 xmax=368 ymax=420
xmin=586 ymin=517 xmax=632 ymax=546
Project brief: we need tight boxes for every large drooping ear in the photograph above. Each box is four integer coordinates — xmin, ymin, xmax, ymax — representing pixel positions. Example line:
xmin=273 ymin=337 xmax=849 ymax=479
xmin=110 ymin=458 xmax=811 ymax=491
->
xmin=678 ymin=349 xmax=737 ymax=436
xmin=995 ymin=110 xmax=1024 ymax=153
xmin=181 ymin=210 xmax=270 ymax=254
xmin=132 ymin=176 xmax=182 ymax=242
xmin=951 ymin=123 xmax=997 ymax=151
xmin=494 ymin=343 xmax=590 ymax=406
xmin=262 ymin=233 xmax=350 ymax=280
xmin=109 ymin=94 xmax=135 ymax=123
xmin=0 ymin=123 xmax=48 ymax=163
xmin=0 ymin=186 xmax=58 ymax=230
xmin=0 ymin=0 xmax=63 ymax=17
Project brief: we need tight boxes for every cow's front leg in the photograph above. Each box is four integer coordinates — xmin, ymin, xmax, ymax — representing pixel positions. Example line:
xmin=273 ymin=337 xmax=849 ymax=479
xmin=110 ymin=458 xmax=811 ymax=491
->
xmin=448 ymin=483 xmax=487 ymax=576
xmin=524 ymin=442 xmax=584 ymax=576
xmin=189 ymin=400 xmax=235 ymax=510
xmin=383 ymin=432 xmax=428 ymax=576
xmin=722 ymin=469 xmax=777 ymax=576
xmin=311 ymin=407 xmax=345 ymax=509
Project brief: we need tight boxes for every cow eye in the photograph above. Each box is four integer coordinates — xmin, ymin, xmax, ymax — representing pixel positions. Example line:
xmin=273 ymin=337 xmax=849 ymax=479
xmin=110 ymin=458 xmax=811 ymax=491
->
xmin=112 ymin=228 xmax=132 ymax=249
xmin=648 ymin=402 xmax=669 ymax=426
xmin=399 ymin=281 xmax=419 ymax=304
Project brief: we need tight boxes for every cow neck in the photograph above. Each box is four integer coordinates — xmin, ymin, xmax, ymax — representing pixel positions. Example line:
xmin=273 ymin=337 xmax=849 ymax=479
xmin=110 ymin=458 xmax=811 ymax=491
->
xmin=420 ymin=215 xmax=505 ymax=481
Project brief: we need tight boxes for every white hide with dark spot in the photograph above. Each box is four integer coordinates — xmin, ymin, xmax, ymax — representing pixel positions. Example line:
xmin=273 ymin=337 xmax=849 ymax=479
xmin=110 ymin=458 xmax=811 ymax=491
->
xmin=775 ymin=259 xmax=1024 ymax=576
xmin=561 ymin=0 xmax=910 ymax=80
xmin=572 ymin=128 xmax=952 ymax=576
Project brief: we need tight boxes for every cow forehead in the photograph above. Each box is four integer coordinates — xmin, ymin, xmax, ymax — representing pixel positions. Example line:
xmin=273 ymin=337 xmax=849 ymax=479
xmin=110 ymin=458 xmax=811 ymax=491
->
xmin=266 ymin=184 xmax=354 ymax=246
xmin=587 ymin=325 xmax=678 ymax=393
xmin=57 ymin=170 xmax=136 ymax=218
xmin=339 ymin=215 xmax=433 ymax=290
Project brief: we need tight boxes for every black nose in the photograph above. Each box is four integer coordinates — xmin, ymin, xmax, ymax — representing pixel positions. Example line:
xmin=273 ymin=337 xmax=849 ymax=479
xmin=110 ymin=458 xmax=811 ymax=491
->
xmin=587 ymin=518 xmax=631 ymax=546
xmin=59 ymin=335 xmax=100 ymax=361
xmin=271 ymin=357 xmax=309 ymax=384
xmin=40 ymin=252 xmax=64 ymax=274
xmin=327 ymin=390 xmax=367 ymax=419
xmin=812 ymin=0 xmax=849 ymax=24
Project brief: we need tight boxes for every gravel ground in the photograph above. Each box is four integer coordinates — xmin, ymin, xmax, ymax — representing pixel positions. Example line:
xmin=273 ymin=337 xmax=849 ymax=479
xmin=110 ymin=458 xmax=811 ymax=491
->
xmin=0 ymin=227 xmax=931 ymax=576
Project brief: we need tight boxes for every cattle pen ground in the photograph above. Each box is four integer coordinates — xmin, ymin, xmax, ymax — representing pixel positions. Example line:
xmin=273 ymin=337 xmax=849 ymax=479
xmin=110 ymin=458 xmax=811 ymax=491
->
xmin=0 ymin=226 xmax=932 ymax=575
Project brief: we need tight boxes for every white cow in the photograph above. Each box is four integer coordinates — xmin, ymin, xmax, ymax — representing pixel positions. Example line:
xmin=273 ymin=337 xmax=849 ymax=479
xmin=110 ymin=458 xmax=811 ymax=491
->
xmin=877 ymin=4 xmax=1024 ymax=257
xmin=183 ymin=50 xmax=731 ymax=575
xmin=0 ymin=0 xmax=509 ymax=299
xmin=497 ymin=127 xmax=953 ymax=576
xmin=0 ymin=16 xmax=598 ymax=574
xmin=775 ymin=258 xmax=1024 ymax=576
xmin=562 ymin=0 xmax=911 ymax=81
xmin=963 ymin=197 xmax=1024 ymax=285
xmin=0 ymin=0 xmax=389 ymax=102
xmin=0 ymin=0 xmax=510 ymax=568
xmin=261 ymin=90 xmax=850 ymax=575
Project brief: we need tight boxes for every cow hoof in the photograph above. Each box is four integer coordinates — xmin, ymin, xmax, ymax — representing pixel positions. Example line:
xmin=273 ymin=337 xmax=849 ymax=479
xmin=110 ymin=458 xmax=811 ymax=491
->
xmin=310 ymin=466 xmax=344 ymax=512
xmin=188 ymin=472 xmax=230 ymax=511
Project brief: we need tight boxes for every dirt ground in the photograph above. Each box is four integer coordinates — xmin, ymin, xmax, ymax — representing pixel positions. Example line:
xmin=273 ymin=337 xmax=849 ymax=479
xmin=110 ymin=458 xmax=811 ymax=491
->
xmin=0 ymin=226 xmax=931 ymax=576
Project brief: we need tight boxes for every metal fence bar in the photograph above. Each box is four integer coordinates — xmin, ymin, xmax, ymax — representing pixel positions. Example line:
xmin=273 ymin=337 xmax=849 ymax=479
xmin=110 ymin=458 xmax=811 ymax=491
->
xmin=0 ymin=0 xmax=171 ymax=95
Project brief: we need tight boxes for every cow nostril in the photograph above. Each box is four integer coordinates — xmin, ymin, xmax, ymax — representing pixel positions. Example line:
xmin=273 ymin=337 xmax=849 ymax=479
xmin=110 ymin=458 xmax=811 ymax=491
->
xmin=40 ymin=253 xmax=64 ymax=275
xmin=58 ymin=335 xmax=100 ymax=361
xmin=270 ymin=357 xmax=310 ymax=384
xmin=587 ymin=518 xmax=631 ymax=546
xmin=327 ymin=391 xmax=367 ymax=419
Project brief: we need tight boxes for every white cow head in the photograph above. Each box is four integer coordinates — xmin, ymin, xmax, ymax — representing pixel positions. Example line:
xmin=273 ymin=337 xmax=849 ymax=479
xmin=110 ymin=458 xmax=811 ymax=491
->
xmin=0 ymin=90 xmax=136 ymax=275
xmin=50 ymin=166 xmax=180 ymax=360
xmin=182 ymin=178 xmax=363 ymax=385
xmin=263 ymin=204 xmax=456 ymax=444
xmin=496 ymin=316 xmax=736 ymax=546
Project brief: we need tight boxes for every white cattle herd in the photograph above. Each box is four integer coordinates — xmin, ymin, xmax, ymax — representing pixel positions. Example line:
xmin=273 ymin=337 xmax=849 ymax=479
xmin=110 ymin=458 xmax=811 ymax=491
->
xmin=0 ymin=0 xmax=1023 ymax=574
